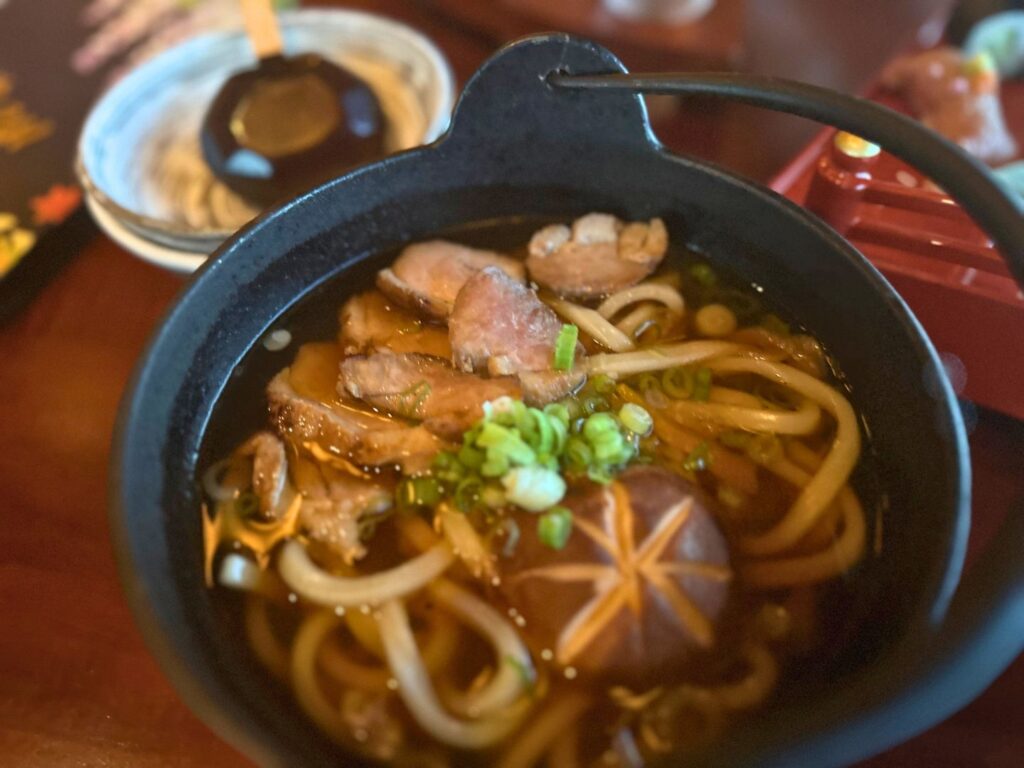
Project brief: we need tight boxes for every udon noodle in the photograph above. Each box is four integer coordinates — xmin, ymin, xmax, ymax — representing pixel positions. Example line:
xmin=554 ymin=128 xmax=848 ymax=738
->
xmin=203 ymin=212 xmax=871 ymax=765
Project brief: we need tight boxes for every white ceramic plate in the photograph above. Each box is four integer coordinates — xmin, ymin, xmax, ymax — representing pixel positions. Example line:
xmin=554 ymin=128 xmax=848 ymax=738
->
xmin=78 ymin=9 xmax=454 ymax=273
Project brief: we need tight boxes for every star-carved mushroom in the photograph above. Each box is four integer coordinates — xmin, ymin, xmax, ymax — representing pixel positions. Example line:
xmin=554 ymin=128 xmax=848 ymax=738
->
xmin=497 ymin=466 xmax=732 ymax=685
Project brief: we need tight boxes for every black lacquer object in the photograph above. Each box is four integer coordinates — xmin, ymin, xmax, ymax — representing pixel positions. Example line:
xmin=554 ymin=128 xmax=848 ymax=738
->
xmin=112 ymin=35 xmax=1024 ymax=768
xmin=200 ymin=0 xmax=386 ymax=204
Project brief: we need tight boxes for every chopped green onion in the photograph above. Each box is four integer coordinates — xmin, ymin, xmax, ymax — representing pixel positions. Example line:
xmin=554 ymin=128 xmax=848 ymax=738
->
xmin=581 ymin=395 xmax=609 ymax=414
xmin=689 ymin=262 xmax=718 ymax=288
xmin=618 ymin=403 xmax=653 ymax=435
xmin=480 ymin=452 xmax=510 ymax=478
xmin=716 ymin=288 xmax=761 ymax=321
xmin=564 ymin=437 xmax=593 ymax=470
xmin=477 ymin=422 xmax=536 ymax=466
xmin=591 ymin=373 xmax=616 ymax=395
xmin=543 ymin=402 xmax=571 ymax=425
xmin=396 ymin=476 xmax=442 ymax=511
xmin=582 ymin=412 xmax=618 ymax=442
xmin=529 ymin=407 xmax=554 ymax=455
xmin=682 ymin=441 xmax=713 ymax=472
xmin=505 ymin=653 xmax=537 ymax=694
xmin=746 ymin=433 xmax=782 ymax=463
xmin=562 ymin=398 xmax=583 ymax=421
xmin=636 ymin=373 xmax=661 ymax=393
xmin=549 ymin=417 xmax=569 ymax=455
xmin=662 ymin=367 xmax=694 ymax=399
xmin=501 ymin=467 xmax=566 ymax=512
xmin=537 ymin=506 xmax=573 ymax=549
xmin=235 ymin=491 xmax=260 ymax=518
xmin=453 ymin=477 xmax=483 ymax=512
xmin=593 ymin=436 xmax=628 ymax=463
xmin=718 ymin=430 xmax=752 ymax=450
xmin=480 ymin=484 xmax=507 ymax=509
xmin=458 ymin=444 xmax=485 ymax=470
xmin=396 ymin=379 xmax=432 ymax=418
xmin=760 ymin=313 xmax=791 ymax=337
xmin=692 ymin=367 xmax=712 ymax=402
xmin=717 ymin=484 xmax=747 ymax=510
xmin=553 ymin=324 xmax=578 ymax=371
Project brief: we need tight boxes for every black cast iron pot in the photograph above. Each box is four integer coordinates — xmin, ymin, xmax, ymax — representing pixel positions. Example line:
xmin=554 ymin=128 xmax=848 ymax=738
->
xmin=111 ymin=35 xmax=1024 ymax=768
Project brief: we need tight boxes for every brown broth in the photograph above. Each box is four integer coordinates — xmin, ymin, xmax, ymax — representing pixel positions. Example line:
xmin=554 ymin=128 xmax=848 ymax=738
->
xmin=199 ymin=216 xmax=885 ymax=766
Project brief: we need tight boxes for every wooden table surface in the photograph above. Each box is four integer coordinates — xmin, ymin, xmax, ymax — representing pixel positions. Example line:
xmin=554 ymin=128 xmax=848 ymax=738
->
xmin=3 ymin=1 xmax=1023 ymax=765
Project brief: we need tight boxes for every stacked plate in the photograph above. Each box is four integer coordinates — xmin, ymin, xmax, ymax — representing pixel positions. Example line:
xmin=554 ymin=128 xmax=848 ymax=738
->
xmin=77 ymin=9 xmax=454 ymax=274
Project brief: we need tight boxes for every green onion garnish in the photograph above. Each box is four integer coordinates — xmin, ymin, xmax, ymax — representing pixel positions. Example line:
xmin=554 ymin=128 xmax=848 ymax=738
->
xmin=505 ymin=653 xmax=537 ymax=695
xmin=453 ymin=476 xmax=483 ymax=512
xmin=538 ymin=505 xmax=573 ymax=549
xmin=396 ymin=476 xmax=442 ymax=511
xmin=553 ymin=324 xmax=578 ymax=371
xmin=235 ymin=491 xmax=260 ymax=518
xmin=760 ymin=313 xmax=791 ymax=337
xmin=618 ymin=402 xmax=653 ymax=435
xmin=692 ymin=367 xmax=713 ymax=402
xmin=682 ymin=441 xmax=713 ymax=473
xmin=662 ymin=367 xmax=694 ymax=399
xmin=689 ymin=263 xmax=717 ymax=288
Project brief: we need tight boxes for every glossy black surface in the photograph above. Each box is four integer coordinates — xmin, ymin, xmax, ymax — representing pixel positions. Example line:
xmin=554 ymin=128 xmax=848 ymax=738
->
xmin=201 ymin=53 xmax=387 ymax=205
xmin=113 ymin=36 xmax=981 ymax=768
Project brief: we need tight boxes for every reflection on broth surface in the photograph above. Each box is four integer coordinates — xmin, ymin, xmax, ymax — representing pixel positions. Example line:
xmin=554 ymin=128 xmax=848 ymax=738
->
xmin=200 ymin=213 xmax=875 ymax=766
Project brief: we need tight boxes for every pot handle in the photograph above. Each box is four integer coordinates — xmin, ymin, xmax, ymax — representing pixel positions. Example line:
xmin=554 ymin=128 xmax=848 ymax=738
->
xmin=440 ymin=35 xmax=656 ymax=160
xmin=550 ymin=68 xmax=1024 ymax=731
xmin=550 ymin=71 xmax=1024 ymax=290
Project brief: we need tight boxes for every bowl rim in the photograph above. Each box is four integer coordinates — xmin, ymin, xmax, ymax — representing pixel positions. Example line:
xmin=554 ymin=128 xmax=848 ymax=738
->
xmin=76 ymin=7 xmax=456 ymax=245
xmin=108 ymin=33 xmax=972 ymax=768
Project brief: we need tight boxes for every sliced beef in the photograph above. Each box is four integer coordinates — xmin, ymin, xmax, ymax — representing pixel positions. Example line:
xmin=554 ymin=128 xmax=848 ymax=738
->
xmin=238 ymin=431 xmax=289 ymax=520
xmin=267 ymin=370 xmax=448 ymax=473
xmin=339 ymin=290 xmax=451 ymax=359
xmin=298 ymin=473 xmax=392 ymax=565
xmin=340 ymin=351 xmax=521 ymax=438
xmin=448 ymin=267 xmax=585 ymax=404
xmin=376 ymin=240 xmax=527 ymax=319
xmin=526 ymin=213 xmax=668 ymax=300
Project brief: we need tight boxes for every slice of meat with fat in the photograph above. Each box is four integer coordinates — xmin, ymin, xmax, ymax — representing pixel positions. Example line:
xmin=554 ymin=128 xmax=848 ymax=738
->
xmin=449 ymin=266 xmax=585 ymax=403
xmin=267 ymin=370 xmax=448 ymax=473
xmin=291 ymin=456 xmax=392 ymax=565
xmin=339 ymin=290 xmax=451 ymax=358
xmin=340 ymin=351 xmax=521 ymax=439
xmin=526 ymin=213 xmax=668 ymax=299
xmin=237 ymin=431 xmax=289 ymax=520
xmin=376 ymin=240 xmax=526 ymax=319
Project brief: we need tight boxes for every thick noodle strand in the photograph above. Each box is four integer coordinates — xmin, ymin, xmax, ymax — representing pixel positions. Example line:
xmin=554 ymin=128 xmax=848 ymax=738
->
xmin=587 ymin=341 xmax=750 ymax=376
xmin=545 ymin=296 xmax=635 ymax=352
xmin=705 ymin=357 xmax=860 ymax=555
xmin=668 ymin=398 xmax=822 ymax=435
xmin=495 ymin=691 xmax=591 ymax=768
xmin=376 ymin=599 xmax=530 ymax=749
xmin=291 ymin=611 xmax=352 ymax=744
xmin=245 ymin=596 xmax=290 ymax=682
xmin=597 ymin=283 xmax=685 ymax=319
xmin=278 ymin=540 xmax=454 ymax=607
xmin=740 ymin=488 xmax=866 ymax=587
xmin=428 ymin=578 xmax=534 ymax=718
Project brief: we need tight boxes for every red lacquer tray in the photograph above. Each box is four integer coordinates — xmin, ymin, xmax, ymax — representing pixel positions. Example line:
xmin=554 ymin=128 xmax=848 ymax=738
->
xmin=770 ymin=77 xmax=1024 ymax=420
